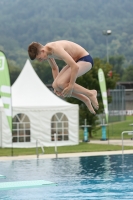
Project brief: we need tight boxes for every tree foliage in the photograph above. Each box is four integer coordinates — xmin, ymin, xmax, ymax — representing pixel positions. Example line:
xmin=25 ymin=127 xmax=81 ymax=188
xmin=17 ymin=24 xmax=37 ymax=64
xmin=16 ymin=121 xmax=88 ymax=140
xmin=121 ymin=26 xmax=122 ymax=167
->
xmin=122 ymin=65 xmax=133 ymax=81
xmin=0 ymin=0 xmax=133 ymax=71
xmin=109 ymin=55 xmax=125 ymax=77
xmin=8 ymin=60 xmax=21 ymax=85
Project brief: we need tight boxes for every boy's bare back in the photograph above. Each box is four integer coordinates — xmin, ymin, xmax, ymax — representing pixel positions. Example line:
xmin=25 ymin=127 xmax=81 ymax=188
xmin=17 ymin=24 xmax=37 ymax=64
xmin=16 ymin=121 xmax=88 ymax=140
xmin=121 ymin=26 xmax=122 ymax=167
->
xmin=45 ymin=40 xmax=89 ymax=61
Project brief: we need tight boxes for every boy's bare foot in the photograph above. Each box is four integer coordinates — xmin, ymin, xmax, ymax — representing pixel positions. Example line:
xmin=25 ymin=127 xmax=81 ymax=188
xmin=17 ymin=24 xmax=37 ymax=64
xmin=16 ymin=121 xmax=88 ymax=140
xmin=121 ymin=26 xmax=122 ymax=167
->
xmin=89 ymin=90 xmax=99 ymax=110
xmin=84 ymin=98 xmax=96 ymax=114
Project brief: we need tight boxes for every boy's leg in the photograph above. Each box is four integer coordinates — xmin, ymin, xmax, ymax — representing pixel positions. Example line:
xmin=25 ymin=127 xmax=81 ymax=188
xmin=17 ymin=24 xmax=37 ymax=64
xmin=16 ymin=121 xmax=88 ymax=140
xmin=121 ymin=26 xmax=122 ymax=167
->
xmin=54 ymin=65 xmax=70 ymax=80
xmin=69 ymin=83 xmax=98 ymax=110
xmin=54 ymin=87 xmax=96 ymax=114
xmin=71 ymin=93 xmax=96 ymax=114
xmin=52 ymin=61 xmax=99 ymax=110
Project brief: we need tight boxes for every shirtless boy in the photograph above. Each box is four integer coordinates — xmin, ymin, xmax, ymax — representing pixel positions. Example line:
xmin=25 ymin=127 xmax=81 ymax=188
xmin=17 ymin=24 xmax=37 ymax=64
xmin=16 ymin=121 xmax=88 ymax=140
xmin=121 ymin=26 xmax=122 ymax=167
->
xmin=28 ymin=40 xmax=99 ymax=114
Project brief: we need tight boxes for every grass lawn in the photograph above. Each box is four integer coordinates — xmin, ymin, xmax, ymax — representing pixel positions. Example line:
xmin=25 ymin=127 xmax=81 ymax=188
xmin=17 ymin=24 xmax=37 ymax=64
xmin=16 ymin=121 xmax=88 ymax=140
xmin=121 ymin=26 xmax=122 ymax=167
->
xmin=0 ymin=142 xmax=133 ymax=157
xmin=0 ymin=116 xmax=133 ymax=157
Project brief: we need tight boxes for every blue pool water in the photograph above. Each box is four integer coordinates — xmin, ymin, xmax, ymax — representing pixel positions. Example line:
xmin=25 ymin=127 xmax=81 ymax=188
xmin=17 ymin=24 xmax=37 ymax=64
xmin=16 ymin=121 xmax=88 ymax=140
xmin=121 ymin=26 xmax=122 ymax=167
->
xmin=0 ymin=154 xmax=133 ymax=200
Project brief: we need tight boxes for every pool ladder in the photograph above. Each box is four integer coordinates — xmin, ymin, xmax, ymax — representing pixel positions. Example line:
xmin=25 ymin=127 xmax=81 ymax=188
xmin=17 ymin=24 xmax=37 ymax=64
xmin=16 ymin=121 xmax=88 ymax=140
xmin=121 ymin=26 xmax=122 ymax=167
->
xmin=36 ymin=135 xmax=58 ymax=159
xmin=121 ymin=131 xmax=133 ymax=155
xmin=36 ymin=139 xmax=45 ymax=159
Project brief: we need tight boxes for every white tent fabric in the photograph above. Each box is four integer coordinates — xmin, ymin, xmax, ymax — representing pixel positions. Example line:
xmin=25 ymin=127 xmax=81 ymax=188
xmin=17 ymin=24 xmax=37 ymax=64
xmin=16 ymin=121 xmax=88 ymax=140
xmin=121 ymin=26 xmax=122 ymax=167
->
xmin=0 ymin=60 xmax=79 ymax=148
xmin=12 ymin=60 xmax=75 ymax=108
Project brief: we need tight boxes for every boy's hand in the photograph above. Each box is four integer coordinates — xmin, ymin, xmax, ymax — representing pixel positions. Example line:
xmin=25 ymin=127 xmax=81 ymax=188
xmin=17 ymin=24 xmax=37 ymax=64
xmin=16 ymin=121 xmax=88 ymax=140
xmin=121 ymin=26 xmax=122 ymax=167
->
xmin=54 ymin=89 xmax=62 ymax=97
xmin=61 ymin=85 xmax=73 ymax=97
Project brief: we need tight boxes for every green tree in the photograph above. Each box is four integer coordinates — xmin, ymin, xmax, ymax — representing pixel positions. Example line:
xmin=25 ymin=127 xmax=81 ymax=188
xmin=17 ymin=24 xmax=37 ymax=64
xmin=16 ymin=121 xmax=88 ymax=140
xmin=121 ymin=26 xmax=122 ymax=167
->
xmin=32 ymin=61 xmax=53 ymax=84
xmin=67 ymin=58 xmax=119 ymax=138
xmin=8 ymin=60 xmax=21 ymax=85
xmin=122 ymin=65 xmax=133 ymax=81
xmin=109 ymin=55 xmax=125 ymax=79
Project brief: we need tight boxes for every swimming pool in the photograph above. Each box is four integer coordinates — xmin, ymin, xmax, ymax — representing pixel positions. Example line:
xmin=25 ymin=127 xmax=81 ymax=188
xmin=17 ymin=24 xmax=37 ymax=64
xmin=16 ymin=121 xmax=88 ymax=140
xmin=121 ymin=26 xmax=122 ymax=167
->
xmin=0 ymin=154 xmax=133 ymax=200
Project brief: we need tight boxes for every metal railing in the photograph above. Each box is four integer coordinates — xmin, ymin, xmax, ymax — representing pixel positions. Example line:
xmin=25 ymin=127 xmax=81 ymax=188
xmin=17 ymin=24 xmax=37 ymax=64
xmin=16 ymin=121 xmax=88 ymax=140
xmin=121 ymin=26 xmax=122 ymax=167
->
xmin=121 ymin=131 xmax=133 ymax=155
xmin=12 ymin=136 xmax=45 ymax=158
xmin=11 ymin=134 xmax=59 ymax=159
xmin=54 ymin=133 xmax=58 ymax=158
xmin=36 ymin=139 xmax=45 ymax=159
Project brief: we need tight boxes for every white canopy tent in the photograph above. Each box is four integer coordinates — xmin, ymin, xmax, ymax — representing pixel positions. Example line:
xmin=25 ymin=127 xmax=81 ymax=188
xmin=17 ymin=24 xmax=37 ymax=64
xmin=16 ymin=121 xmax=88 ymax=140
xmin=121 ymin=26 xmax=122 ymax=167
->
xmin=0 ymin=60 xmax=79 ymax=148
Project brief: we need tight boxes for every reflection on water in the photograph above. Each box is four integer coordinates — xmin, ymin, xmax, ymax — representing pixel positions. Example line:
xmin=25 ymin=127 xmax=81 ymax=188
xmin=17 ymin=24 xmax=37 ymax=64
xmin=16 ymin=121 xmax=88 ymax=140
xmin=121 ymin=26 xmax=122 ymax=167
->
xmin=0 ymin=154 xmax=133 ymax=200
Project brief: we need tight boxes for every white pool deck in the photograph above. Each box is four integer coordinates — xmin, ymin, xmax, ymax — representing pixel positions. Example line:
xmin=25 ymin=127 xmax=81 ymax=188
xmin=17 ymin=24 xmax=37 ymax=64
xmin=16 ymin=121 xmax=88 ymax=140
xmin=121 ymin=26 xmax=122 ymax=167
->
xmin=0 ymin=140 xmax=133 ymax=161
xmin=1 ymin=150 xmax=133 ymax=161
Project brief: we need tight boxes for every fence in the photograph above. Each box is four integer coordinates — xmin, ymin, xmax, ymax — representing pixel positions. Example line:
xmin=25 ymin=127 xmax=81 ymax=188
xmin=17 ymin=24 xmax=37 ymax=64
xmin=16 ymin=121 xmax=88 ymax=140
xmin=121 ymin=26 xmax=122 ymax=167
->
xmin=108 ymin=84 xmax=126 ymax=123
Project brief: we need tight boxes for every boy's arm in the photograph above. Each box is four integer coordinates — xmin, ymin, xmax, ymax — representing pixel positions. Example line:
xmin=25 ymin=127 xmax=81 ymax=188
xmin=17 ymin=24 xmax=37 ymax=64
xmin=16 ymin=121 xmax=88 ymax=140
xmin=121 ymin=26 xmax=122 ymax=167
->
xmin=52 ymin=46 xmax=79 ymax=96
xmin=47 ymin=58 xmax=59 ymax=80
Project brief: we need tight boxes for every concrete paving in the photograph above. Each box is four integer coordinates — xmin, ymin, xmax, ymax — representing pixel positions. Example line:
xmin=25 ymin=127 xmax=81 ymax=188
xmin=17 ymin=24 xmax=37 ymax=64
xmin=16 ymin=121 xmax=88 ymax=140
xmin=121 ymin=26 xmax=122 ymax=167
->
xmin=89 ymin=139 xmax=133 ymax=146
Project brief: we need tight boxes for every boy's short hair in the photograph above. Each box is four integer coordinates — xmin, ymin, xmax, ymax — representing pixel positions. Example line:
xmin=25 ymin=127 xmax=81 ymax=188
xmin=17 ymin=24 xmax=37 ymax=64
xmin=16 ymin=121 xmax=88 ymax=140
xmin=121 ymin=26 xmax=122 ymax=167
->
xmin=28 ymin=42 xmax=43 ymax=60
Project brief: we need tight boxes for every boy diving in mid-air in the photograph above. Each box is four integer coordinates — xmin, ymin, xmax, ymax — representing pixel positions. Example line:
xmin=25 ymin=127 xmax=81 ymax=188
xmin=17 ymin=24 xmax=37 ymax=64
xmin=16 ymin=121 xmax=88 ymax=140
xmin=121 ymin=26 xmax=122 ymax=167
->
xmin=28 ymin=40 xmax=99 ymax=114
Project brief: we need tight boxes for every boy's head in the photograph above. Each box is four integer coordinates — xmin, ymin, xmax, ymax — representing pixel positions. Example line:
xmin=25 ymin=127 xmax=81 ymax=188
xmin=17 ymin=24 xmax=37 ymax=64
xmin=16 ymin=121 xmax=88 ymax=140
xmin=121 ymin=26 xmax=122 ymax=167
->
xmin=28 ymin=42 xmax=43 ymax=60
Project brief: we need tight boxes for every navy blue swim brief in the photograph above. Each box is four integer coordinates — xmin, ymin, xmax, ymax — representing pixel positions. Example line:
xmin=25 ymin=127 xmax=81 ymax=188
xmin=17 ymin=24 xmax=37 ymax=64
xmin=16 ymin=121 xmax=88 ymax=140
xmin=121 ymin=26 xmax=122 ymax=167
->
xmin=76 ymin=54 xmax=93 ymax=67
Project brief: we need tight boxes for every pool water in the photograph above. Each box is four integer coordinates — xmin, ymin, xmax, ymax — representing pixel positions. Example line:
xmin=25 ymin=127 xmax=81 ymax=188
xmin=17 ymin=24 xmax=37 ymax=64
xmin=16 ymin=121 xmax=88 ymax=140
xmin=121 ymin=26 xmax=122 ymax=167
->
xmin=0 ymin=154 xmax=133 ymax=200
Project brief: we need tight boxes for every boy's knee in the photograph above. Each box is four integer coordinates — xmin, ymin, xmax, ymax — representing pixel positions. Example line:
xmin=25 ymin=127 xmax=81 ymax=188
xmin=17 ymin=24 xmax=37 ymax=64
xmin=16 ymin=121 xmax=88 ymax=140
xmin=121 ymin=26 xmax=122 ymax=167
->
xmin=52 ymin=81 xmax=57 ymax=89
xmin=57 ymin=80 xmax=67 ymax=89
xmin=52 ymin=79 xmax=61 ymax=89
xmin=53 ymin=79 xmax=67 ymax=90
